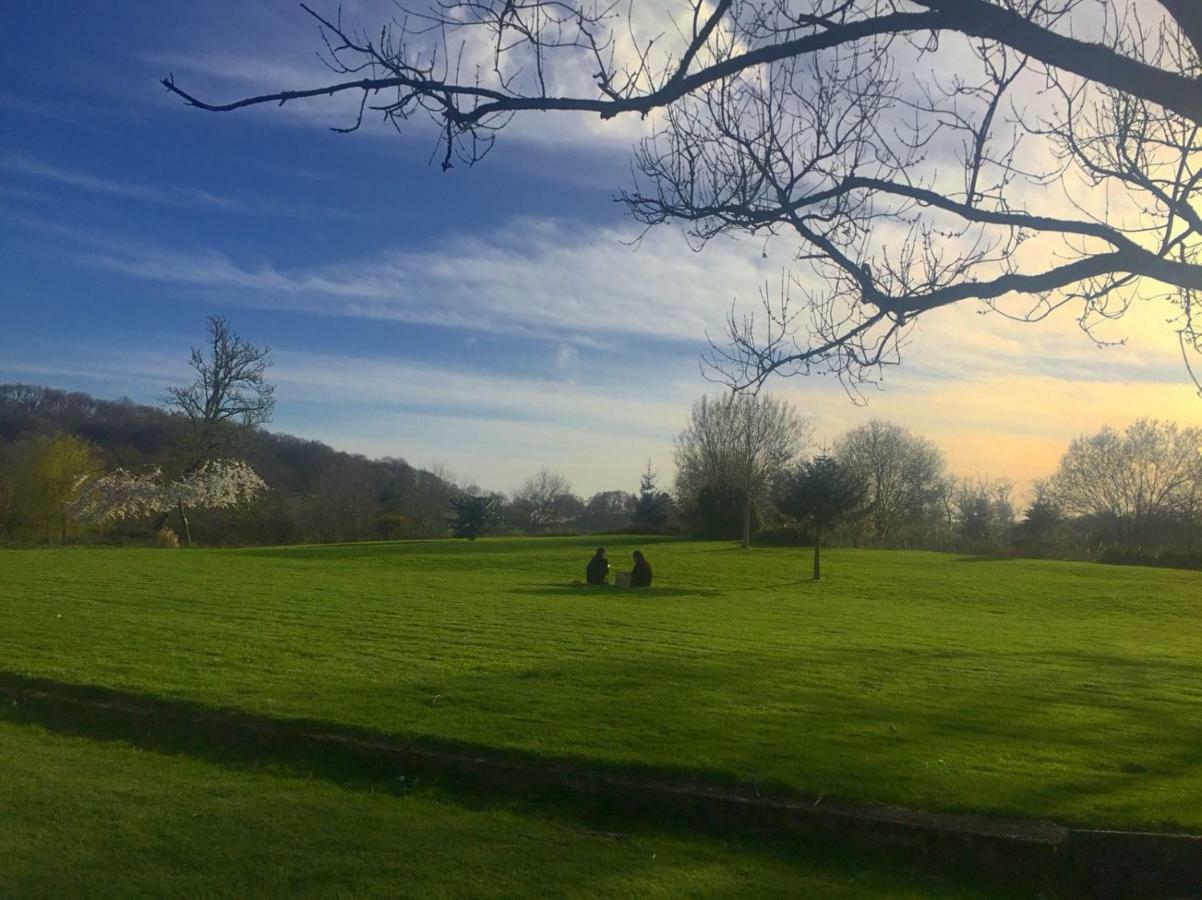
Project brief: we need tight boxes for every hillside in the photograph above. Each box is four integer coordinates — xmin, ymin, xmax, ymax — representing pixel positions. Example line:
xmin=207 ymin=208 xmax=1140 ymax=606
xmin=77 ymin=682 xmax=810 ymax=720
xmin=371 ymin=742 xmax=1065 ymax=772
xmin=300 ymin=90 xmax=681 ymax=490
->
xmin=0 ymin=384 xmax=459 ymax=545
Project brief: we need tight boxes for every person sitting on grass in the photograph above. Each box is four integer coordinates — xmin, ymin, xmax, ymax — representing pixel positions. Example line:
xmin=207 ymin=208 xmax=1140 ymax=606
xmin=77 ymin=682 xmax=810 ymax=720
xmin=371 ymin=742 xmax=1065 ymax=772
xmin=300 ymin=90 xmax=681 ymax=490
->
xmin=586 ymin=547 xmax=610 ymax=585
xmin=629 ymin=550 xmax=653 ymax=588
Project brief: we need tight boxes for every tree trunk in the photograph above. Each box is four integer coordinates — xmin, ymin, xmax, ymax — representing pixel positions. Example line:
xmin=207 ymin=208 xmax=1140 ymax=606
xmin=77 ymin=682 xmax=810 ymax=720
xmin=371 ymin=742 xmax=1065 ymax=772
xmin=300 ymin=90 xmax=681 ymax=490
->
xmin=741 ymin=494 xmax=752 ymax=549
xmin=177 ymin=500 xmax=192 ymax=547
xmin=812 ymin=524 xmax=821 ymax=581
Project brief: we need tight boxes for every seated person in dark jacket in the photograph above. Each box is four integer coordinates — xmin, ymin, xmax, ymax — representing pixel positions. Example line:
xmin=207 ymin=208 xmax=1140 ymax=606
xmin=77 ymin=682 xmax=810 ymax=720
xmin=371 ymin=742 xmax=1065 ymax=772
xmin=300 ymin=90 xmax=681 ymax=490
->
xmin=629 ymin=550 xmax=653 ymax=588
xmin=586 ymin=547 xmax=610 ymax=585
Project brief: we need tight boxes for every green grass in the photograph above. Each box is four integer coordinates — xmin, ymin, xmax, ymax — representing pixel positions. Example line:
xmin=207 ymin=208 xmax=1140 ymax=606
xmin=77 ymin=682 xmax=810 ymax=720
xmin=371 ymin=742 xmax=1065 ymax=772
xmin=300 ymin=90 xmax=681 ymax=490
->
xmin=2 ymin=716 xmax=1006 ymax=899
xmin=3 ymin=537 xmax=1201 ymax=834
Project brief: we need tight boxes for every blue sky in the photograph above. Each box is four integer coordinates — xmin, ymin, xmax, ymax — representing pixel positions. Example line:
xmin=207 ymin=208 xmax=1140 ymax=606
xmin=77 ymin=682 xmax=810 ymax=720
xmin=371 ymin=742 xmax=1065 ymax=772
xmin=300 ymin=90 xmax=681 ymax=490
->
xmin=2 ymin=0 xmax=1199 ymax=496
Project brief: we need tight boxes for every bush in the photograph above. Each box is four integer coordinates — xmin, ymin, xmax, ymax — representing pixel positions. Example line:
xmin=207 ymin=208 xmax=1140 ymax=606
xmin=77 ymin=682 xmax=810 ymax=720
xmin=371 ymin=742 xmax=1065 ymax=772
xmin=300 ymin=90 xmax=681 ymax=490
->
xmin=155 ymin=527 xmax=180 ymax=549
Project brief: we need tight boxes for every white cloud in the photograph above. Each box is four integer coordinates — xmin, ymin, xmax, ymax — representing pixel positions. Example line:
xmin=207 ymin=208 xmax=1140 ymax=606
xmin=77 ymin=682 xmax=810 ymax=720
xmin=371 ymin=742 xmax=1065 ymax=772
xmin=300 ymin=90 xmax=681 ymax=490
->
xmin=61 ymin=212 xmax=1202 ymax=388
xmin=69 ymin=216 xmax=779 ymax=345
xmin=8 ymin=207 xmax=1202 ymax=495
xmin=0 ymin=155 xmax=349 ymax=220
xmin=0 ymin=155 xmax=245 ymax=212
xmin=5 ymin=298 xmax=1199 ymax=499
xmin=555 ymin=343 xmax=580 ymax=370
xmin=0 ymin=341 xmax=694 ymax=493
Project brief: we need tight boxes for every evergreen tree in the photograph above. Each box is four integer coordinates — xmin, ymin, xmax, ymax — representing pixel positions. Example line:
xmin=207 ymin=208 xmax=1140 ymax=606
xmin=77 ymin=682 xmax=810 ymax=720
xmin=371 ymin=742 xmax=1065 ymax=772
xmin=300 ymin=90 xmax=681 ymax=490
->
xmin=449 ymin=494 xmax=500 ymax=541
xmin=632 ymin=462 xmax=672 ymax=533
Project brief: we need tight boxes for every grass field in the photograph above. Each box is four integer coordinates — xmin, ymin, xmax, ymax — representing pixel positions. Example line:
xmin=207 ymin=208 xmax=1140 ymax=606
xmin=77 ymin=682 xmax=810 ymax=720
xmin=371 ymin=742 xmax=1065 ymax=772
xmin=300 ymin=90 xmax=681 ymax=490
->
xmin=4 ymin=713 xmax=1012 ymax=899
xmin=3 ymin=536 xmax=1201 ymax=846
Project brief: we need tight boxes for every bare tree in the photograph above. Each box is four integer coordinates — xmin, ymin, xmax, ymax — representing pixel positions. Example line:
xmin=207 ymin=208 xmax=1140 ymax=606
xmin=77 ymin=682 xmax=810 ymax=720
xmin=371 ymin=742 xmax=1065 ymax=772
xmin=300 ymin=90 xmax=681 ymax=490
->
xmin=835 ymin=420 xmax=946 ymax=545
xmin=512 ymin=466 xmax=577 ymax=532
xmin=315 ymin=458 xmax=380 ymax=542
xmin=675 ymin=393 xmax=811 ymax=547
xmin=162 ymin=2 xmax=1202 ymax=392
xmin=165 ymin=316 xmax=275 ymax=462
xmin=1050 ymin=418 xmax=1202 ymax=551
xmin=584 ymin=489 xmax=638 ymax=532
xmin=953 ymin=475 xmax=1015 ymax=545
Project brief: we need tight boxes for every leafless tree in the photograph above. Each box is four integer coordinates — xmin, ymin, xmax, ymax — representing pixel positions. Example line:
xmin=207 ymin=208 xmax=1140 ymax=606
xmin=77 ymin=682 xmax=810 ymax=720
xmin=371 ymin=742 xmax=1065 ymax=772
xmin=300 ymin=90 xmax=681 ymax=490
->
xmin=675 ymin=392 xmax=811 ymax=546
xmin=162 ymin=1 xmax=1202 ymax=392
xmin=512 ymin=466 xmax=577 ymax=531
xmin=165 ymin=316 xmax=275 ymax=462
xmin=1050 ymin=417 xmax=1202 ymax=550
xmin=953 ymin=474 xmax=1015 ymax=544
xmin=835 ymin=419 xmax=947 ymax=544
xmin=315 ymin=458 xmax=379 ymax=541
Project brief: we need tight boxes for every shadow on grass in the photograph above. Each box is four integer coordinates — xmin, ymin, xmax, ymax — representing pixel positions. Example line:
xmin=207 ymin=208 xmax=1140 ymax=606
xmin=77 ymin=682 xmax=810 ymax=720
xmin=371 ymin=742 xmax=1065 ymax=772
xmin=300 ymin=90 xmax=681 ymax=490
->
xmin=0 ymin=670 xmax=768 ymax=799
xmin=510 ymin=583 xmax=726 ymax=599
xmin=0 ymin=670 xmax=1033 ymax=898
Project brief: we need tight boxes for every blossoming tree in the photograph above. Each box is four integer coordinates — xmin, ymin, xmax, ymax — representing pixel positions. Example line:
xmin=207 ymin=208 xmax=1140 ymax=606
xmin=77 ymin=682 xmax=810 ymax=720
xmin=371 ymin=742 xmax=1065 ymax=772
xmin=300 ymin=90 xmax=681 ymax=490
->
xmin=69 ymin=459 xmax=267 ymax=546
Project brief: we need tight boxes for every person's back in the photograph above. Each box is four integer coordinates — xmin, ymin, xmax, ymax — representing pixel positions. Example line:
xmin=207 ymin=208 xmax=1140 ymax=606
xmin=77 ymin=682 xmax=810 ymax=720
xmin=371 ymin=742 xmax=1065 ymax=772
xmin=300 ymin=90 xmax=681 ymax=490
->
xmin=630 ymin=551 xmax=652 ymax=588
xmin=586 ymin=548 xmax=609 ymax=585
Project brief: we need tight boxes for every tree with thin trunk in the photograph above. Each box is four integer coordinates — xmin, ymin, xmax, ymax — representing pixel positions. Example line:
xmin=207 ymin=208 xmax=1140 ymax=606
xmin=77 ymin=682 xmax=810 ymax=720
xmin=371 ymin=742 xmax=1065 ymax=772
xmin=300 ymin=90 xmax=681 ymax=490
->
xmin=163 ymin=316 xmax=274 ymax=543
xmin=675 ymin=393 xmax=811 ymax=547
xmin=162 ymin=1 xmax=1202 ymax=393
xmin=776 ymin=455 xmax=867 ymax=580
xmin=2 ymin=432 xmax=99 ymax=544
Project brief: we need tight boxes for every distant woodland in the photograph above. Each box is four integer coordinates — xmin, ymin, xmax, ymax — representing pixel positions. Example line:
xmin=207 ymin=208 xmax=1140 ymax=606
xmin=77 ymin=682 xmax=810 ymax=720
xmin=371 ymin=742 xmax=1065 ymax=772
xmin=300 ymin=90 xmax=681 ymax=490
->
xmin=2 ymin=382 xmax=1199 ymax=570
xmin=0 ymin=384 xmax=468 ymax=546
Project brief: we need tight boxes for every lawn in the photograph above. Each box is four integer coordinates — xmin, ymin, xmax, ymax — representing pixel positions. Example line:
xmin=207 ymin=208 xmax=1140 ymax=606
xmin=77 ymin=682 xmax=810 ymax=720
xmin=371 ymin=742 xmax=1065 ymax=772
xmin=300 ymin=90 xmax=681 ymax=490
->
xmin=3 ymin=537 xmax=1201 ymax=835
xmin=3 ymin=715 xmax=1010 ymax=899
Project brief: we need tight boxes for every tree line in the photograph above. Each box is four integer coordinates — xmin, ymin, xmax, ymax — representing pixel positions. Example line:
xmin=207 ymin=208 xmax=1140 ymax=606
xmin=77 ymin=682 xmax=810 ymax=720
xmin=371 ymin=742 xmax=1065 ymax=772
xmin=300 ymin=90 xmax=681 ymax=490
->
xmin=4 ymin=379 xmax=1199 ymax=568
xmin=3 ymin=365 xmax=1199 ymax=567
xmin=0 ymin=389 xmax=673 ymax=547
xmin=671 ymin=394 xmax=1202 ymax=569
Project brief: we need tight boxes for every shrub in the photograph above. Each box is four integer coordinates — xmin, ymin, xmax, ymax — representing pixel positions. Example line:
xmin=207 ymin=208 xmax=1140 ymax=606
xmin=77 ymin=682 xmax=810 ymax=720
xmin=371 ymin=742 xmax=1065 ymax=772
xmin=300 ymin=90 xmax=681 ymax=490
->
xmin=155 ymin=527 xmax=180 ymax=549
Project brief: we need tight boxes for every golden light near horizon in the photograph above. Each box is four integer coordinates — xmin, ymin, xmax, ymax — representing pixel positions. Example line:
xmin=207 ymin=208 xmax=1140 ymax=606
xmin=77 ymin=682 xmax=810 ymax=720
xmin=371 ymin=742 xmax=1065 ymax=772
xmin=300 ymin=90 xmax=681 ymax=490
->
xmin=781 ymin=291 xmax=1202 ymax=495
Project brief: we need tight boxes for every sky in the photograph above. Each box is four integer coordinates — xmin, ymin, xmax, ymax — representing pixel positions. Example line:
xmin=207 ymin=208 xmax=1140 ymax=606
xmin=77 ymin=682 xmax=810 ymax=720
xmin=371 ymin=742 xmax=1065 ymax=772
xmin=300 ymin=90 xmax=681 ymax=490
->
xmin=1 ymin=0 xmax=1200 ymax=498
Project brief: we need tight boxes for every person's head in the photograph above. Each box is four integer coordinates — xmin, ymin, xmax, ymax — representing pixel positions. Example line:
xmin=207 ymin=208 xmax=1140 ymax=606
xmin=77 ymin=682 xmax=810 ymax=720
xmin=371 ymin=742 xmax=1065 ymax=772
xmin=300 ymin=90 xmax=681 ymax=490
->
xmin=595 ymin=547 xmax=606 ymax=557
xmin=632 ymin=550 xmax=644 ymax=562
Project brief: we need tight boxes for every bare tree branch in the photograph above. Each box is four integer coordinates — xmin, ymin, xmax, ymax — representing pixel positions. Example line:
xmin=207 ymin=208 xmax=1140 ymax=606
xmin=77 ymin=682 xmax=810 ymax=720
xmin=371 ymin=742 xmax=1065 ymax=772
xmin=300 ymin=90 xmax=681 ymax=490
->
xmin=161 ymin=1 xmax=1202 ymax=392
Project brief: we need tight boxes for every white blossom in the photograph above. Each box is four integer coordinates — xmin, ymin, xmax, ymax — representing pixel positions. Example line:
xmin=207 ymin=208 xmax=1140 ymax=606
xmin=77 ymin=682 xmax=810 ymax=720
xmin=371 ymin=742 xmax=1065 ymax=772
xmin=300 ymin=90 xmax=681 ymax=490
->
xmin=70 ymin=459 xmax=267 ymax=524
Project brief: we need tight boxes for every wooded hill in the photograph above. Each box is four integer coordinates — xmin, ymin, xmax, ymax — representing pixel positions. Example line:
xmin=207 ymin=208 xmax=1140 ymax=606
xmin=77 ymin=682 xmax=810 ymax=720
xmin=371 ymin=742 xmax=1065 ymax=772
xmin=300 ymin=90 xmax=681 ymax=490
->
xmin=0 ymin=384 xmax=460 ymax=546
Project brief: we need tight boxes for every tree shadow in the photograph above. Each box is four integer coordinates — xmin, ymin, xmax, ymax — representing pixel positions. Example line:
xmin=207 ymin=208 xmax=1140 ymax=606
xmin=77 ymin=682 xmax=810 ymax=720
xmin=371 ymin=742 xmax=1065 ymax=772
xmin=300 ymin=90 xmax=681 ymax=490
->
xmin=0 ymin=671 xmax=1036 ymax=897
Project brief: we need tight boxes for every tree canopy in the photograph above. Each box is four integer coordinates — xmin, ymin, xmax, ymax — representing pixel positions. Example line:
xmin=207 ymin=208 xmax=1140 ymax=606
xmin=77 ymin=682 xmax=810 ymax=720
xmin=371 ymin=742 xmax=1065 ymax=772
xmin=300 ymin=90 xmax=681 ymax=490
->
xmin=776 ymin=454 xmax=867 ymax=579
xmin=449 ymin=493 xmax=502 ymax=540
